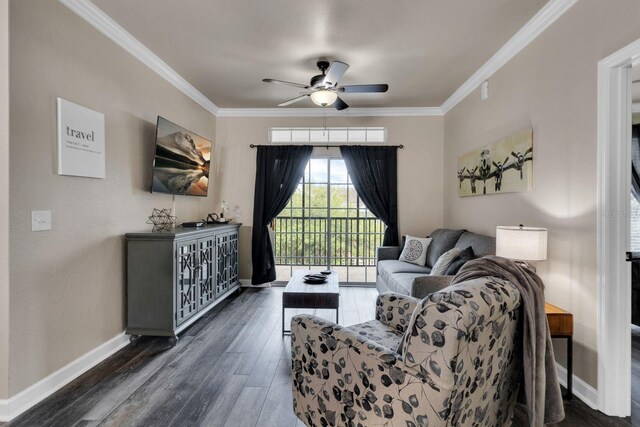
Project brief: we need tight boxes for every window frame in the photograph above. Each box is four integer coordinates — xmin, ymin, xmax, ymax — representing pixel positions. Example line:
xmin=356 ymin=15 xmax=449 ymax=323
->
xmin=268 ymin=127 xmax=387 ymax=145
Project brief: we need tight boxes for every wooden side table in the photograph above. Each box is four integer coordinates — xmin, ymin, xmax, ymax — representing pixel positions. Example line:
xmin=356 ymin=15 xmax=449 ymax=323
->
xmin=546 ymin=302 xmax=573 ymax=399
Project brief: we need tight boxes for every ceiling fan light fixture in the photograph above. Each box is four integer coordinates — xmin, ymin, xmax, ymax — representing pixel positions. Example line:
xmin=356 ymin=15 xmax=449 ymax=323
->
xmin=310 ymin=90 xmax=338 ymax=107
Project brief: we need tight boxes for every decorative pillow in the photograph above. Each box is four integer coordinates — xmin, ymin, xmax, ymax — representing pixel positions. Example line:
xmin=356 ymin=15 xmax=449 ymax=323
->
xmin=398 ymin=235 xmax=432 ymax=266
xmin=430 ymin=247 xmax=461 ymax=275
xmin=425 ymin=228 xmax=466 ymax=268
xmin=445 ymin=246 xmax=476 ymax=275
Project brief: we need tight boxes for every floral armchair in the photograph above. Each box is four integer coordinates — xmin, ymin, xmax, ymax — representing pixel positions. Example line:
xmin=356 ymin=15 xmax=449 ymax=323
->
xmin=290 ymin=277 xmax=522 ymax=427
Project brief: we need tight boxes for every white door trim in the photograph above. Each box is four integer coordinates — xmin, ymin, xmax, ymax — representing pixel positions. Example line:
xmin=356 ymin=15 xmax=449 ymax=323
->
xmin=596 ymin=38 xmax=640 ymax=417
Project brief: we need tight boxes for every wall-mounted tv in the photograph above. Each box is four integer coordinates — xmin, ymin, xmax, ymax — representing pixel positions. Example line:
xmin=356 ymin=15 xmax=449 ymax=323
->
xmin=151 ymin=116 xmax=211 ymax=197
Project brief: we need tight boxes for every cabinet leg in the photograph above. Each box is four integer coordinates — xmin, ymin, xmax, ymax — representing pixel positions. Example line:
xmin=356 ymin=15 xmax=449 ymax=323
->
xmin=129 ymin=335 xmax=140 ymax=346
xmin=168 ymin=335 xmax=179 ymax=347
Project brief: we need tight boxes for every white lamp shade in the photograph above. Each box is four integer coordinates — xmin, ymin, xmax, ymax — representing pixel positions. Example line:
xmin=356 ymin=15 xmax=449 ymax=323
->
xmin=310 ymin=90 xmax=338 ymax=107
xmin=496 ymin=226 xmax=548 ymax=261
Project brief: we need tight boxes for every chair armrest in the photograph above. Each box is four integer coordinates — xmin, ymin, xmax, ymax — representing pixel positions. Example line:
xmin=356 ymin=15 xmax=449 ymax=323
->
xmin=375 ymin=292 xmax=420 ymax=333
xmin=376 ymin=246 xmax=402 ymax=262
xmin=411 ymin=275 xmax=454 ymax=299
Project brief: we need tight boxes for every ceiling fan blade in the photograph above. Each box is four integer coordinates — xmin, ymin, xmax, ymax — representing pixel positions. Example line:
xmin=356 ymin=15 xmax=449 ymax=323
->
xmin=278 ymin=94 xmax=310 ymax=107
xmin=322 ymin=61 xmax=349 ymax=87
xmin=338 ymin=84 xmax=389 ymax=93
xmin=263 ymin=78 xmax=310 ymax=89
xmin=334 ymin=97 xmax=349 ymax=111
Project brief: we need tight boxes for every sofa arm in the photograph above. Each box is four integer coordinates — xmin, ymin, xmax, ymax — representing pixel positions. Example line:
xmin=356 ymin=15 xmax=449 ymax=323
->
xmin=376 ymin=246 xmax=402 ymax=262
xmin=375 ymin=292 xmax=420 ymax=333
xmin=411 ymin=275 xmax=454 ymax=299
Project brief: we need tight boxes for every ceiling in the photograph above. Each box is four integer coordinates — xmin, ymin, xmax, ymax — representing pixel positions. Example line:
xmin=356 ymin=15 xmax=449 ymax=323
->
xmin=93 ymin=0 xmax=548 ymax=109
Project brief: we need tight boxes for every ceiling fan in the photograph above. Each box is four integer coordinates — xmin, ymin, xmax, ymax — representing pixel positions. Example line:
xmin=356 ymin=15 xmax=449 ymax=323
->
xmin=262 ymin=60 xmax=389 ymax=111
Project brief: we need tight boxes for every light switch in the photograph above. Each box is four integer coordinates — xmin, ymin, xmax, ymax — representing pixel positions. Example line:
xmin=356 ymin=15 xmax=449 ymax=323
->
xmin=31 ymin=211 xmax=52 ymax=231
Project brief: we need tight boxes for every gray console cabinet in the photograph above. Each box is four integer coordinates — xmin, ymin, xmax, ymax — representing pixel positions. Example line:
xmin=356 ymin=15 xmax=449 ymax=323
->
xmin=126 ymin=223 xmax=241 ymax=345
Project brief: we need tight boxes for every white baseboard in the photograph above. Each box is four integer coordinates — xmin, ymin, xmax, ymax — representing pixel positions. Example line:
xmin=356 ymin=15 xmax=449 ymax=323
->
xmin=0 ymin=332 xmax=129 ymax=422
xmin=555 ymin=362 xmax=599 ymax=410
xmin=0 ymin=396 xmax=9 ymax=421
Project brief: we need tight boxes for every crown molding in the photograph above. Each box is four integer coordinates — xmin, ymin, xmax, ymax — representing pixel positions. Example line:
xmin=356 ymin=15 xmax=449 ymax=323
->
xmin=59 ymin=0 xmax=576 ymax=118
xmin=440 ymin=0 xmax=578 ymax=114
xmin=58 ymin=0 xmax=219 ymax=115
xmin=216 ymin=107 xmax=444 ymax=118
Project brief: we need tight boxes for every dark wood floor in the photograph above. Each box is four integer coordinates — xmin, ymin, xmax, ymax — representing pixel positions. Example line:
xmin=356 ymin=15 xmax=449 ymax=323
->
xmin=4 ymin=287 xmax=634 ymax=426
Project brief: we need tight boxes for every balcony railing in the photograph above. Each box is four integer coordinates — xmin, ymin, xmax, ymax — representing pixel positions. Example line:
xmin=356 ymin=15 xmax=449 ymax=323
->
xmin=273 ymin=216 xmax=385 ymax=268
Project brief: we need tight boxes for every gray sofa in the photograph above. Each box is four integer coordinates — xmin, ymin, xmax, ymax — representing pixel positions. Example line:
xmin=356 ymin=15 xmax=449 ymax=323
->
xmin=376 ymin=228 xmax=495 ymax=298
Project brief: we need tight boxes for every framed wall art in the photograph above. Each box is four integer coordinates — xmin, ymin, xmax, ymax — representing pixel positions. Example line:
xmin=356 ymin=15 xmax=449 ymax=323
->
xmin=457 ymin=128 xmax=533 ymax=197
xmin=57 ymin=98 xmax=105 ymax=179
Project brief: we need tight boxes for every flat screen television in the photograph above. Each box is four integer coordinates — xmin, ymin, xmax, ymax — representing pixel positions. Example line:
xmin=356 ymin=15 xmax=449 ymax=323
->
xmin=151 ymin=116 xmax=211 ymax=197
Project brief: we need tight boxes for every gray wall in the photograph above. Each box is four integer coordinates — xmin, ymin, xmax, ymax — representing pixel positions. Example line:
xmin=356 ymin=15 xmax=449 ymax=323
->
xmin=443 ymin=0 xmax=640 ymax=388
xmin=8 ymin=0 xmax=216 ymax=396
xmin=214 ymin=116 xmax=444 ymax=280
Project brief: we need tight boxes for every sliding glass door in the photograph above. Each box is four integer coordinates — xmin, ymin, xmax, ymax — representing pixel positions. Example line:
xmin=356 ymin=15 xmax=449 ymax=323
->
xmin=274 ymin=158 xmax=385 ymax=284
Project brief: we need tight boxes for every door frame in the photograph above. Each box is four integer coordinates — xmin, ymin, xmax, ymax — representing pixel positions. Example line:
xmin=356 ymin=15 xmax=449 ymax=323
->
xmin=596 ymin=38 xmax=640 ymax=417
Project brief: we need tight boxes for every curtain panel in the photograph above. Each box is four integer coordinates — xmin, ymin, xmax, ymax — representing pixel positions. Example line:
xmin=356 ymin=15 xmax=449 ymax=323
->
xmin=632 ymin=124 xmax=640 ymax=202
xmin=339 ymin=145 xmax=399 ymax=246
xmin=251 ymin=145 xmax=313 ymax=285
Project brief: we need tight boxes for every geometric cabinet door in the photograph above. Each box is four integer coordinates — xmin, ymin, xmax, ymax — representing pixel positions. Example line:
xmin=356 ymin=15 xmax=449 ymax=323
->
xmin=198 ymin=237 xmax=215 ymax=309
xmin=215 ymin=233 xmax=229 ymax=296
xmin=176 ymin=239 xmax=199 ymax=325
xmin=228 ymin=231 xmax=239 ymax=286
xmin=215 ymin=231 xmax=239 ymax=297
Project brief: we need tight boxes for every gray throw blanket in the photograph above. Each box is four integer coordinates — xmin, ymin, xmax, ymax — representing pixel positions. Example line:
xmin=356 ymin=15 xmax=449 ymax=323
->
xmin=452 ymin=255 xmax=565 ymax=426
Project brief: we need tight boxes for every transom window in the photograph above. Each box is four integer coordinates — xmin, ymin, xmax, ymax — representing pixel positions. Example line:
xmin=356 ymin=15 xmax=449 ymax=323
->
xmin=274 ymin=157 xmax=385 ymax=284
xmin=269 ymin=127 xmax=386 ymax=144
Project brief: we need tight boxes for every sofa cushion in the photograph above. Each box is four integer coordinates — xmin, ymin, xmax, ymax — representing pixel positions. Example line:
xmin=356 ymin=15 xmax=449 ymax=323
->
xmin=378 ymin=260 xmax=431 ymax=284
xmin=345 ymin=320 xmax=404 ymax=351
xmin=430 ymin=247 xmax=461 ymax=275
xmin=446 ymin=246 xmax=476 ymax=275
xmin=425 ymin=228 xmax=466 ymax=268
xmin=385 ymin=273 xmax=432 ymax=294
xmin=455 ymin=231 xmax=495 ymax=257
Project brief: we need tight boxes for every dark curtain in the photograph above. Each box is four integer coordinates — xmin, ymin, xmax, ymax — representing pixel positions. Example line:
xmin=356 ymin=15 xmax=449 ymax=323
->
xmin=632 ymin=124 xmax=640 ymax=202
xmin=340 ymin=146 xmax=399 ymax=246
xmin=633 ymin=263 xmax=640 ymax=326
xmin=251 ymin=145 xmax=313 ymax=285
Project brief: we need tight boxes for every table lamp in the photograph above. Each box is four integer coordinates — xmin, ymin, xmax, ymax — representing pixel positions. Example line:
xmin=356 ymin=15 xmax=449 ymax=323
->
xmin=496 ymin=224 xmax=548 ymax=270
